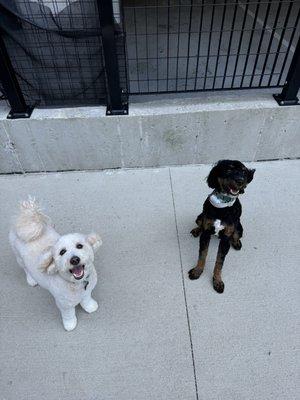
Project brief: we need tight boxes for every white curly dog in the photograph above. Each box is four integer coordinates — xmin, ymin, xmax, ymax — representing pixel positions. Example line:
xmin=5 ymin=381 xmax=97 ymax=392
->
xmin=9 ymin=198 xmax=102 ymax=331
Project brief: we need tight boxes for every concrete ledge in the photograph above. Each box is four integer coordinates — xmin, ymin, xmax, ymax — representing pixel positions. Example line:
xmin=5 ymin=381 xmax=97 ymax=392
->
xmin=1 ymin=90 xmax=299 ymax=173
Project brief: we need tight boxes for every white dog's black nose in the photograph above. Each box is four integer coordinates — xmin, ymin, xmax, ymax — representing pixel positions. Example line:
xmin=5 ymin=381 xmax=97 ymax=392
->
xmin=70 ymin=256 xmax=80 ymax=265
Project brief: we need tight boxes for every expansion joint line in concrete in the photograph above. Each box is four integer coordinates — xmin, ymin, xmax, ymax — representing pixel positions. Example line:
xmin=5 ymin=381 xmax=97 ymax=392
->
xmin=168 ymin=168 xmax=199 ymax=400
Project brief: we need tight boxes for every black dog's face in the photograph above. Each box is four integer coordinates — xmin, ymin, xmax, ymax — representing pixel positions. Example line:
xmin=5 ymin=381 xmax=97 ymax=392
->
xmin=207 ymin=160 xmax=255 ymax=195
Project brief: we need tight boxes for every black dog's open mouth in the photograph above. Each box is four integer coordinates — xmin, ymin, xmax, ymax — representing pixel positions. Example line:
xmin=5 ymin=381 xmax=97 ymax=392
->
xmin=69 ymin=265 xmax=85 ymax=280
xmin=228 ymin=184 xmax=239 ymax=195
xmin=229 ymin=186 xmax=239 ymax=196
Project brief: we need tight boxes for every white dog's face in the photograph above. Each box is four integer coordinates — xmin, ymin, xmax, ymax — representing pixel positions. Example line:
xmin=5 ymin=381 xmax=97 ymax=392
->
xmin=41 ymin=233 xmax=102 ymax=283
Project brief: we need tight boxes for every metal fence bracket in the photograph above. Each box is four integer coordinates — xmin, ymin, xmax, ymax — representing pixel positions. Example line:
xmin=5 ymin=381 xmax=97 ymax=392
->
xmin=106 ymin=103 xmax=128 ymax=116
xmin=274 ymin=36 xmax=300 ymax=106
xmin=7 ymin=106 xmax=33 ymax=119
xmin=273 ymin=94 xmax=299 ymax=106
xmin=97 ymin=0 xmax=128 ymax=116
xmin=0 ymin=33 xmax=33 ymax=119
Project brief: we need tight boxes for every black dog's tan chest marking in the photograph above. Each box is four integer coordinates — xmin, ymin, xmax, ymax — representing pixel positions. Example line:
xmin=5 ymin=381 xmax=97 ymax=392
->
xmin=195 ymin=215 xmax=234 ymax=237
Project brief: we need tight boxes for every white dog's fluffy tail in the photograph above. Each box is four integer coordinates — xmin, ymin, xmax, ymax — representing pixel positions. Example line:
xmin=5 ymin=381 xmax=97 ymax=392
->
xmin=13 ymin=197 xmax=50 ymax=242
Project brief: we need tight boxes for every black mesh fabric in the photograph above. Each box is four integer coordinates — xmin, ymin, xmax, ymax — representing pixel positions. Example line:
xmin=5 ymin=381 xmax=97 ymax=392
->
xmin=0 ymin=0 xmax=115 ymax=106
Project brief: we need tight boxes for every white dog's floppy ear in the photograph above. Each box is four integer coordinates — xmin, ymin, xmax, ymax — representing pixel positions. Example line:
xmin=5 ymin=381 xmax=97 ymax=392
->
xmin=39 ymin=247 xmax=57 ymax=274
xmin=87 ymin=233 xmax=102 ymax=252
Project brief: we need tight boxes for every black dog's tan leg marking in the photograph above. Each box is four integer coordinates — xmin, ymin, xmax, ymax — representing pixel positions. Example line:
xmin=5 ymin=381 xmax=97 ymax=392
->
xmin=191 ymin=227 xmax=202 ymax=237
xmin=231 ymin=233 xmax=242 ymax=251
xmin=231 ymin=222 xmax=243 ymax=251
xmin=213 ymin=226 xmax=233 ymax=293
xmin=189 ymin=218 xmax=214 ymax=280
xmin=189 ymin=230 xmax=212 ymax=280
xmin=190 ymin=213 xmax=204 ymax=237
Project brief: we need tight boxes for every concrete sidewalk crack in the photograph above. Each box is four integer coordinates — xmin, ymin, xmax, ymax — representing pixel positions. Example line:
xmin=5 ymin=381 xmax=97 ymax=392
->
xmin=168 ymin=168 xmax=199 ymax=400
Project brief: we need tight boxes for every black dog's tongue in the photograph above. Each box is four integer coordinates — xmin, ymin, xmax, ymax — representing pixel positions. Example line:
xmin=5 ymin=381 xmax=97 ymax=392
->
xmin=228 ymin=184 xmax=239 ymax=195
xmin=230 ymin=188 xmax=239 ymax=195
xmin=71 ymin=265 xmax=84 ymax=279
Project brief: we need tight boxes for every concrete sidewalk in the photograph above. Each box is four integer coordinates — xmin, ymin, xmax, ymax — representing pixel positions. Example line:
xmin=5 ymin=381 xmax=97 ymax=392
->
xmin=0 ymin=160 xmax=299 ymax=400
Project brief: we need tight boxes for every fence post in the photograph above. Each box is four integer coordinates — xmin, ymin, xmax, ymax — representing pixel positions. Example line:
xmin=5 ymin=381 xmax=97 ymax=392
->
xmin=97 ymin=0 xmax=128 ymax=115
xmin=0 ymin=32 xmax=33 ymax=119
xmin=274 ymin=38 xmax=300 ymax=106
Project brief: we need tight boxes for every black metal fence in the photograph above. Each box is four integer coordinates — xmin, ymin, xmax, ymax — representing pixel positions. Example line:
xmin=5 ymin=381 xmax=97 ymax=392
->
xmin=0 ymin=0 xmax=300 ymax=118
xmin=123 ymin=0 xmax=300 ymax=93
xmin=0 ymin=0 xmax=128 ymax=116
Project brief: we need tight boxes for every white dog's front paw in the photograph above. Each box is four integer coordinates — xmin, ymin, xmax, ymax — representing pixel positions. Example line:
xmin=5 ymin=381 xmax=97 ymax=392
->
xmin=63 ymin=316 xmax=77 ymax=331
xmin=80 ymin=298 xmax=98 ymax=313
xmin=26 ymin=274 xmax=38 ymax=287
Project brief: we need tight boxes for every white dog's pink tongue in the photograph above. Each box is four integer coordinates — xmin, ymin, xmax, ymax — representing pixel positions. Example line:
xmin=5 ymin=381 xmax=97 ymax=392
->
xmin=72 ymin=265 xmax=84 ymax=279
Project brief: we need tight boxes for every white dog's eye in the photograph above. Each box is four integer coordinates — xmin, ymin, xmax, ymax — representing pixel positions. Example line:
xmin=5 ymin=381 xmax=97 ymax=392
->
xmin=76 ymin=244 xmax=83 ymax=249
xmin=59 ymin=249 xmax=66 ymax=256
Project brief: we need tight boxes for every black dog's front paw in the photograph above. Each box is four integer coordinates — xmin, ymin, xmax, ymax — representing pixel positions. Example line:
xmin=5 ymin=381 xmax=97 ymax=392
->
xmin=190 ymin=227 xmax=201 ymax=238
xmin=231 ymin=239 xmax=242 ymax=251
xmin=213 ymin=278 xmax=225 ymax=293
xmin=188 ymin=268 xmax=203 ymax=280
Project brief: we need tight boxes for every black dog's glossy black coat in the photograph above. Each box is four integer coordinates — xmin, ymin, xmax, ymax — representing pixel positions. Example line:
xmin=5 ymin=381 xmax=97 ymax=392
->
xmin=189 ymin=160 xmax=255 ymax=293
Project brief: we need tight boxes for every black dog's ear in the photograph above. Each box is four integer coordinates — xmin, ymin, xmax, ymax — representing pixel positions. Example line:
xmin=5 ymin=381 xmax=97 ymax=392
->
xmin=207 ymin=164 xmax=220 ymax=189
xmin=247 ymin=169 xmax=255 ymax=183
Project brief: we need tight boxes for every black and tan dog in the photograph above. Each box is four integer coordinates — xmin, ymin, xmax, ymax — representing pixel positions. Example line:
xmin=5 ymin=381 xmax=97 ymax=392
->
xmin=189 ymin=160 xmax=255 ymax=293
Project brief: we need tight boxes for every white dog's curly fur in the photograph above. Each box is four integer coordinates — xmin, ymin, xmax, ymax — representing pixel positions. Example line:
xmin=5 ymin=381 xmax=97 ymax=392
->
xmin=9 ymin=197 xmax=102 ymax=331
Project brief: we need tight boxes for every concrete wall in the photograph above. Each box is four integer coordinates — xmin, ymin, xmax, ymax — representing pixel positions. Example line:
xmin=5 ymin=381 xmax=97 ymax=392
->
xmin=1 ymin=90 xmax=299 ymax=173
